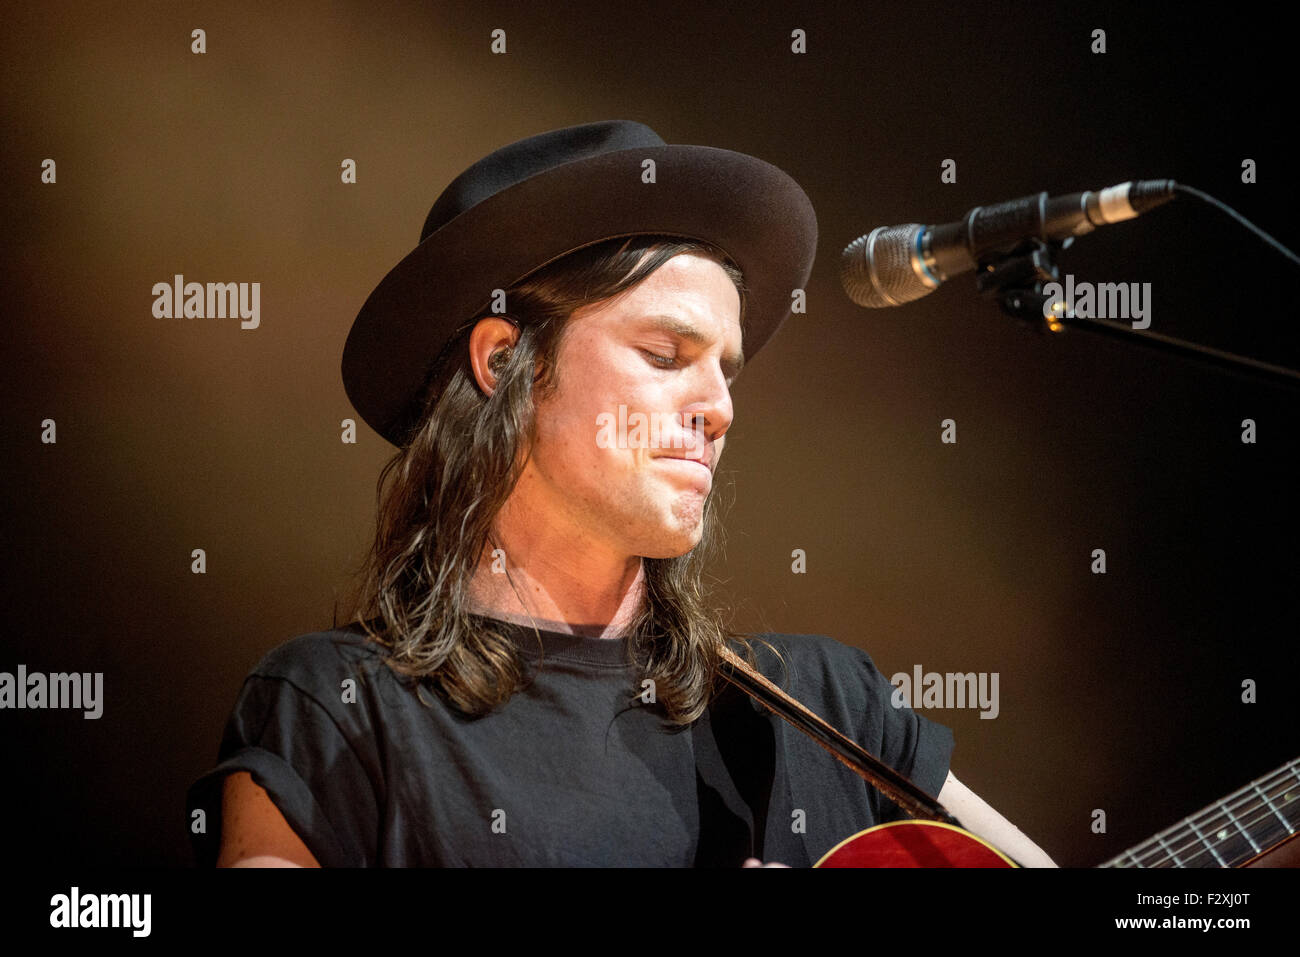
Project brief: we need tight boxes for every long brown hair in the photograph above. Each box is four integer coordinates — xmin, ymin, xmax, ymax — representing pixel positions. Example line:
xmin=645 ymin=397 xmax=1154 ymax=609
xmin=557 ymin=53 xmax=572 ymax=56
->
xmin=335 ymin=234 xmax=769 ymax=725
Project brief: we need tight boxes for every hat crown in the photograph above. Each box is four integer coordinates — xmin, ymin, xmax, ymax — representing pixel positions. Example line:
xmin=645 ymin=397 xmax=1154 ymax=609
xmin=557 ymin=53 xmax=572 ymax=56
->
xmin=419 ymin=120 xmax=667 ymax=243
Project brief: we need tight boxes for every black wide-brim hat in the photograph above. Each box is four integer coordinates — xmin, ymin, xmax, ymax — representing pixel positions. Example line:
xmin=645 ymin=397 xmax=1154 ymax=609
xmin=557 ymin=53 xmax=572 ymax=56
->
xmin=342 ymin=120 xmax=818 ymax=447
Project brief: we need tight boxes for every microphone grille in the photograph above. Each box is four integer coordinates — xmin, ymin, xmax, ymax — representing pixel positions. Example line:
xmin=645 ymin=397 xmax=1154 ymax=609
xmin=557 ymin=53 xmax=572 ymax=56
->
xmin=840 ymin=224 xmax=934 ymax=308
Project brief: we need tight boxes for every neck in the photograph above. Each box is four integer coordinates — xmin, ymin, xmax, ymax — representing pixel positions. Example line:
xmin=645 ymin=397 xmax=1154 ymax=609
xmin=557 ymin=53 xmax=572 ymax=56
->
xmin=467 ymin=503 xmax=646 ymax=639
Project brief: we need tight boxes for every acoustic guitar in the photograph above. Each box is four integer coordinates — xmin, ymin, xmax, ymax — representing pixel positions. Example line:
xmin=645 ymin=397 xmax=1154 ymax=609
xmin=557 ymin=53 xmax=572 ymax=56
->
xmin=717 ymin=642 xmax=1296 ymax=868
xmin=813 ymin=755 xmax=1300 ymax=867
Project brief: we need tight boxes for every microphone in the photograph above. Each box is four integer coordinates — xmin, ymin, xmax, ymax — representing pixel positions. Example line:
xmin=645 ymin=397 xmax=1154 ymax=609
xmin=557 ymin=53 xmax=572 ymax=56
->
xmin=840 ymin=180 xmax=1177 ymax=308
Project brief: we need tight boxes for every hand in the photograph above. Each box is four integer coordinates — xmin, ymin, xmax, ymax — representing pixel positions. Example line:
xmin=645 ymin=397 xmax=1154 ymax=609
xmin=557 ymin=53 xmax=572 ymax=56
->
xmin=742 ymin=857 xmax=789 ymax=867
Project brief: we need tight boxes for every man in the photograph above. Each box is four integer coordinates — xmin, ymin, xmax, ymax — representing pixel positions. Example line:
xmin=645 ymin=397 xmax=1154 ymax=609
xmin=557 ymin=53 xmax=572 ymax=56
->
xmin=187 ymin=121 xmax=1055 ymax=867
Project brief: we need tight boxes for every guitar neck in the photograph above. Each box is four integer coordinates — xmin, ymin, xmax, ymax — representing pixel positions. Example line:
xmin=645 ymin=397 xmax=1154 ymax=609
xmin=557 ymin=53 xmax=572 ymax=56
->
xmin=1101 ymin=756 xmax=1300 ymax=868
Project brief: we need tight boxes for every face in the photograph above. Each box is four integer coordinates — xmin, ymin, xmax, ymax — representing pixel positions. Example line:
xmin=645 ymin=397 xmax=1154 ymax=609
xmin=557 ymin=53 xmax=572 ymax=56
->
xmin=514 ymin=252 xmax=742 ymax=560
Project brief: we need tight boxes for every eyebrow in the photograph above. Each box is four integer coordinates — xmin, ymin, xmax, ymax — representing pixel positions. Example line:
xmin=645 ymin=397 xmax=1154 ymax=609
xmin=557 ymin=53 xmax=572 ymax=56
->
xmin=640 ymin=314 xmax=744 ymax=380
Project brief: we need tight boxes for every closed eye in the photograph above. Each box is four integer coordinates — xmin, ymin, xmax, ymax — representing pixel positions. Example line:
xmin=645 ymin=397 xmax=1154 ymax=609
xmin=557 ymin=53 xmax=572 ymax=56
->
xmin=640 ymin=349 xmax=677 ymax=368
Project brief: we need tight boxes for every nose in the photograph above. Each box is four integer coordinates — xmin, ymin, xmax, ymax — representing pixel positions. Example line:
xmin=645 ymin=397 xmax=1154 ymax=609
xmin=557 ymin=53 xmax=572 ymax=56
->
xmin=684 ymin=361 xmax=734 ymax=445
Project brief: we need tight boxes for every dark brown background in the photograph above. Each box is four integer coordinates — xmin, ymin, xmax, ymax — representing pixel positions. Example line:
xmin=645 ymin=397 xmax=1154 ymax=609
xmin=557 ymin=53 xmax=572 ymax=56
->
xmin=3 ymin=0 xmax=1296 ymax=868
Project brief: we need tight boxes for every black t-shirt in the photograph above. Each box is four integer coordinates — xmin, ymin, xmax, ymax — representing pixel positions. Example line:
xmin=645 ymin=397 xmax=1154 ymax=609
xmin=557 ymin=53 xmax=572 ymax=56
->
xmin=186 ymin=618 xmax=953 ymax=867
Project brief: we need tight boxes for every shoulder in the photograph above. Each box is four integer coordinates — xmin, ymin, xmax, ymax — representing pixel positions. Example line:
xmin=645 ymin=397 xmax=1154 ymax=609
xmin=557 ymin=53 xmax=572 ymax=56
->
xmin=219 ymin=627 xmax=413 ymax=771
xmin=237 ymin=626 xmax=406 ymax=708
xmin=250 ymin=627 xmax=389 ymax=680
xmin=737 ymin=631 xmax=889 ymax=682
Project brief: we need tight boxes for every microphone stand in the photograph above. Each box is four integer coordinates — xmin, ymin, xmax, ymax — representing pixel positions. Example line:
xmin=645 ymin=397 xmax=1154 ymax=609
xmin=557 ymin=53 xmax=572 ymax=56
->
xmin=978 ymin=238 xmax=1300 ymax=390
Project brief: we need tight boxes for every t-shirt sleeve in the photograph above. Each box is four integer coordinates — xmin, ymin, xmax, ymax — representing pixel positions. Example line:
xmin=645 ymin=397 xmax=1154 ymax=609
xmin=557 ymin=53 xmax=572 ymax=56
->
xmin=855 ymin=650 xmax=954 ymax=819
xmin=186 ymin=635 xmax=383 ymax=867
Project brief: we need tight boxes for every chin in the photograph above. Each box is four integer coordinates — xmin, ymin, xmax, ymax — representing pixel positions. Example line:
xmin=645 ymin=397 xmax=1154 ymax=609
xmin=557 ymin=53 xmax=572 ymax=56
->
xmin=644 ymin=527 xmax=704 ymax=560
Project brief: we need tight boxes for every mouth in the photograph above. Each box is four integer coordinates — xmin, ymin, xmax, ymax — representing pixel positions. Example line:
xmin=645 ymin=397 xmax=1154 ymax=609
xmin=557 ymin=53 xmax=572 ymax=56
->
xmin=654 ymin=454 xmax=714 ymax=484
xmin=654 ymin=452 xmax=713 ymax=472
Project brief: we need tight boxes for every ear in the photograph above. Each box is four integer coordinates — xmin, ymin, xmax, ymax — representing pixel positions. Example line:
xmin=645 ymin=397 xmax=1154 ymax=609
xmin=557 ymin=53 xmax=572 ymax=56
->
xmin=468 ymin=316 xmax=520 ymax=395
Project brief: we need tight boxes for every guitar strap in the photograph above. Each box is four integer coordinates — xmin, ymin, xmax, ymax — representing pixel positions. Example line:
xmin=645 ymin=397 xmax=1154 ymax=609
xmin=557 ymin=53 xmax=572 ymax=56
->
xmin=718 ymin=642 xmax=963 ymax=827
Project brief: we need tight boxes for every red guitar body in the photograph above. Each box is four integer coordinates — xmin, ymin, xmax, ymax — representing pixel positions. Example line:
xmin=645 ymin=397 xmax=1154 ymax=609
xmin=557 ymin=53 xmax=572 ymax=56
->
xmin=815 ymin=821 xmax=1018 ymax=867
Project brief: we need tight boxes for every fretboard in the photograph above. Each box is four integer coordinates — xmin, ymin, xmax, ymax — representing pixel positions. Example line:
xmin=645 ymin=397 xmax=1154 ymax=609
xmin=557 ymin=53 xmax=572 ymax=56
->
xmin=1100 ymin=756 xmax=1300 ymax=868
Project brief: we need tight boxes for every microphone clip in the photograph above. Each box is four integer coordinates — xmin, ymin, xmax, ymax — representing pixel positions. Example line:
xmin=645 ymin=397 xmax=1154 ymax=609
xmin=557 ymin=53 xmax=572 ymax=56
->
xmin=974 ymin=237 xmax=1074 ymax=333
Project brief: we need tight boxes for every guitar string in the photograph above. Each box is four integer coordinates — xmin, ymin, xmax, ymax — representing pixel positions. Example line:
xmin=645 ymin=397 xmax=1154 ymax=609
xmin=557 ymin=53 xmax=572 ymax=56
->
xmin=1105 ymin=787 xmax=1290 ymax=870
xmin=1102 ymin=766 xmax=1295 ymax=868
xmin=1116 ymin=765 xmax=1299 ymax=867
xmin=1121 ymin=772 xmax=1297 ymax=868
xmin=1148 ymin=789 xmax=1298 ymax=868
xmin=1124 ymin=770 xmax=1298 ymax=867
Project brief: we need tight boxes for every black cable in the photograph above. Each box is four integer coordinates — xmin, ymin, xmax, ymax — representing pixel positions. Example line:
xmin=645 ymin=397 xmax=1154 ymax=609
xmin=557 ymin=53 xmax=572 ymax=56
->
xmin=1172 ymin=182 xmax=1300 ymax=268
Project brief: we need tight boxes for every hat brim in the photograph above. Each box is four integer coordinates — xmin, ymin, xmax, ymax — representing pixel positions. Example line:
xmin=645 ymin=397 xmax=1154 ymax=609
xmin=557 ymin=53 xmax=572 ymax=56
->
xmin=343 ymin=143 xmax=817 ymax=446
